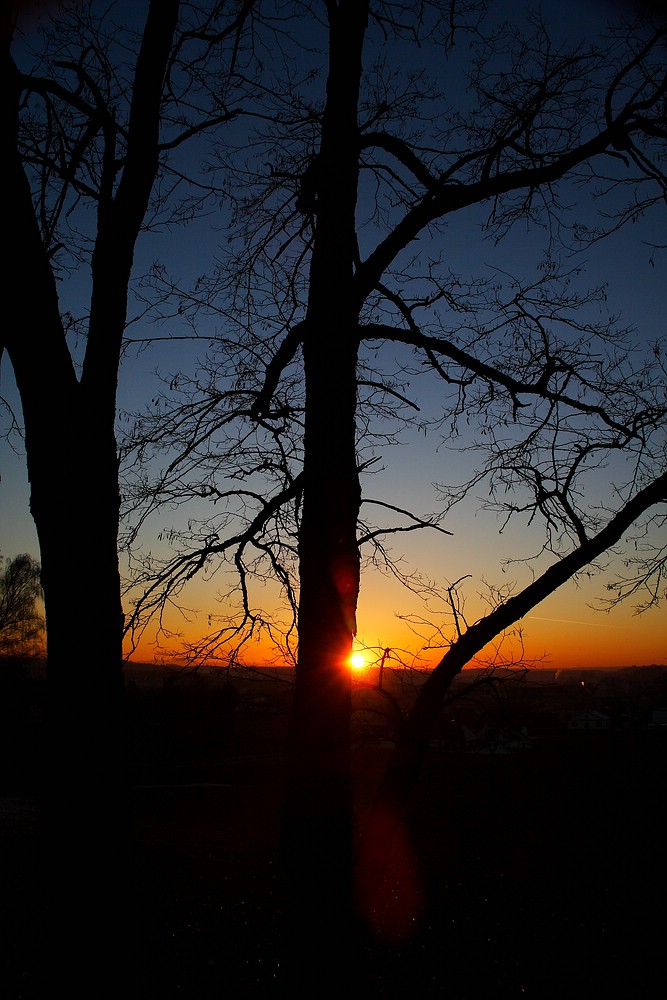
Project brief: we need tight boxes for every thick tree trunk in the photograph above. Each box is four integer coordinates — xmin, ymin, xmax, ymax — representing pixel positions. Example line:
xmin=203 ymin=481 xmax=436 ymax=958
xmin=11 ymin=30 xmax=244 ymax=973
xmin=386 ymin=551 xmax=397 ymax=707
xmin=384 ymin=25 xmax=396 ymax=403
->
xmin=2 ymin=5 xmax=180 ymax=987
xmin=281 ymin=0 xmax=369 ymax=984
xmin=283 ymin=324 xmax=361 ymax=975
xmin=3 ymin=56 xmax=128 ymax=989
xmin=34 ymin=438 xmax=129 ymax=990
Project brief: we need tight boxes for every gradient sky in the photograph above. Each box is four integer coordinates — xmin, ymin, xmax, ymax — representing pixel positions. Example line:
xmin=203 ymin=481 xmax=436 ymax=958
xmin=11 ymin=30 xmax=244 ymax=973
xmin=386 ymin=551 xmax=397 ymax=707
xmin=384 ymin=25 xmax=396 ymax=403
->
xmin=1 ymin=0 xmax=665 ymax=669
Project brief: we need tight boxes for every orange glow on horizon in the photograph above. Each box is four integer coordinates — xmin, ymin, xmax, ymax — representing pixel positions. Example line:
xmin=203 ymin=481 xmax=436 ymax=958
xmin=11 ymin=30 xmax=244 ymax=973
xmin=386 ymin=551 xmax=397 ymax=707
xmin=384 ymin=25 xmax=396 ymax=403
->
xmin=123 ymin=575 xmax=666 ymax=671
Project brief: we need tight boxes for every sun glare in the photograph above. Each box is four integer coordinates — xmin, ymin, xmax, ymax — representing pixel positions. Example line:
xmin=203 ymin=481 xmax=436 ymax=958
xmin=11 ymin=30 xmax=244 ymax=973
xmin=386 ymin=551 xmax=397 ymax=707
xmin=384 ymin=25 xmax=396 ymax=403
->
xmin=350 ymin=652 xmax=366 ymax=670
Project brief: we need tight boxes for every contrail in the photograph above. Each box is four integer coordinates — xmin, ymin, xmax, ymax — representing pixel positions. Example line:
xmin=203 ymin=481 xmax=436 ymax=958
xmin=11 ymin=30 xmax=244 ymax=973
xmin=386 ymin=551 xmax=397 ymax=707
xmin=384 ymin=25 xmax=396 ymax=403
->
xmin=526 ymin=616 xmax=612 ymax=628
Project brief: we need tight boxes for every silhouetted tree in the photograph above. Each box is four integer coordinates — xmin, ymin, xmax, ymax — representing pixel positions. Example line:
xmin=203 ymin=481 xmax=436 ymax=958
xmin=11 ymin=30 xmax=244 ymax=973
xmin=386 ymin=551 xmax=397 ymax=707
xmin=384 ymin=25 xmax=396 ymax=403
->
xmin=1 ymin=0 xmax=260 ymax=986
xmin=122 ymin=4 xmax=665 ymax=980
xmin=0 ymin=553 xmax=43 ymax=657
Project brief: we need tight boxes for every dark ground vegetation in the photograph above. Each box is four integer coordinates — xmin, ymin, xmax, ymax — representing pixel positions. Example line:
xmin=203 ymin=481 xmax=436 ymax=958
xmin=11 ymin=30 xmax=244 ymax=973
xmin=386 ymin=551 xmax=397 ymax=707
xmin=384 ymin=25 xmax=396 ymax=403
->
xmin=2 ymin=659 xmax=666 ymax=998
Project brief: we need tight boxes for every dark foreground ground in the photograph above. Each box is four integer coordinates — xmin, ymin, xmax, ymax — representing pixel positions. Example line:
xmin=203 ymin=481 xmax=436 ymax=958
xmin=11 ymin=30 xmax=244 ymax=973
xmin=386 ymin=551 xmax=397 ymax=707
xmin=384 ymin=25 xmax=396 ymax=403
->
xmin=2 ymin=661 xmax=666 ymax=998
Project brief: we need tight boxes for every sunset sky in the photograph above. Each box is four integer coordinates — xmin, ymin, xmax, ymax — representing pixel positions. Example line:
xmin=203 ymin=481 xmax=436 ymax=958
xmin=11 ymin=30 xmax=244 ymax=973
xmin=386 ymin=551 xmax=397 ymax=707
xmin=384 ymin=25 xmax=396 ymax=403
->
xmin=1 ymin=0 xmax=665 ymax=670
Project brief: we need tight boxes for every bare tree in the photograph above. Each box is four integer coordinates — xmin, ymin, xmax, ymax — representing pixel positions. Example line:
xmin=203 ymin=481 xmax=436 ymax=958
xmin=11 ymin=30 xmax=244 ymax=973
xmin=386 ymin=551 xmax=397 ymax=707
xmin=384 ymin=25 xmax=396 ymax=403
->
xmin=1 ymin=0 xmax=264 ymax=985
xmin=118 ymin=4 xmax=666 ymax=981
xmin=55 ymin=10 xmax=662 ymax=996
xmin=0 ymin=553 xmax=44 ymax=658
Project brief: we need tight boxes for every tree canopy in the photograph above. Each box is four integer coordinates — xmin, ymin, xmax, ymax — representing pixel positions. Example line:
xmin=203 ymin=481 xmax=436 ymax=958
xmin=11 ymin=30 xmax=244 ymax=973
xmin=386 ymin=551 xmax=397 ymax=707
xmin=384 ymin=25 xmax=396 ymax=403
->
xmin=118 ymin=1 xmax=666 ymax=669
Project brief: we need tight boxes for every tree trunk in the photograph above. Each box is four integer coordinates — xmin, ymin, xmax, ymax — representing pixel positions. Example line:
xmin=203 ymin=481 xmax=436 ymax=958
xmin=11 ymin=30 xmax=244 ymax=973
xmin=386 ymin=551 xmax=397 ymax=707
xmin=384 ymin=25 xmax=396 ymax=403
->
xmin=2 ymin=4 xmax=180 ymax=986
xmin=281 ymin=0 xmax=369 ymax=984
xmin=36 ymin=440 xmax=130 ymax=990
xmin=282 ymin=323 xmax=361 ymax=970
xmin=3 ymin=59 xmax=127 ymax=991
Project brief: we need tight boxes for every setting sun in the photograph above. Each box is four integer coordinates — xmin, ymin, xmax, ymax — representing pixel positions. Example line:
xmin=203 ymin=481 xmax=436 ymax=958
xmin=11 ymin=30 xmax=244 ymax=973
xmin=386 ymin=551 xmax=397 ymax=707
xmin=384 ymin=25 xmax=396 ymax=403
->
xmin=350 ymin=652 xmax=365 ymax=670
